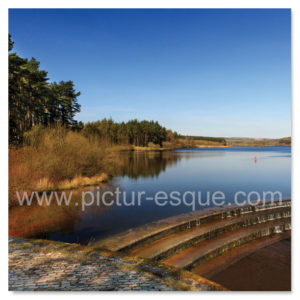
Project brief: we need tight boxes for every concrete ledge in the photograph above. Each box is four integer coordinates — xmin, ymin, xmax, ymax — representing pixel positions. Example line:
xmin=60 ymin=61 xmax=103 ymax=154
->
xmin=163 ymin=218 xmax=291 ymax=270
xmin=192 ymin=231 xmax=291 ymax=279
xmin=93 ymin=200 xmax=291 ymax=252
xmin=130 ymin=206 xmax=291 ymax=260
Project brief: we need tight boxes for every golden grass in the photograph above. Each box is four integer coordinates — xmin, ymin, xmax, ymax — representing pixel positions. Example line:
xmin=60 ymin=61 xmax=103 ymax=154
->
xmin=106 ymin=144 xmax=133 ymax=152
xmin=32 ymin=174 xmax=109 ymax=191
xmin=9 ymin=126 xmax=127 ymax=206
xmin=134 ymin=146 xmax=164 ymax=151
xmin=57 ymin=174 xmax=109 ymax=190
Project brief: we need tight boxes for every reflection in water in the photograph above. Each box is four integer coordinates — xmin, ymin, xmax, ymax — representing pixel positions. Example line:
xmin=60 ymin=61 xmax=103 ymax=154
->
xmin=9 ymin=189 xmax=81 ymax=239
xmin=9 ymin=147 xmax=291 ymax=244
xmin=9 ymin=152 xmax=181 ymax=242
xmin=116 ymin=151 xmax=181 ymax=179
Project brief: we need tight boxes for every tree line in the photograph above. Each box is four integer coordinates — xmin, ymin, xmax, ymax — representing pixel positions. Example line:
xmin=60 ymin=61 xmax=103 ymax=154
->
xmin=9 ymin=35 xmax=81 ymax=144
xmin=9 ymin=35 xmax=171 ymax=147
xmin=180 ymin=135 xmax=227 ymax=145
xmin=83 ymin=119 xmax=169 ymax=147
xmin=9 ymin=34 xmax=226 ymax=149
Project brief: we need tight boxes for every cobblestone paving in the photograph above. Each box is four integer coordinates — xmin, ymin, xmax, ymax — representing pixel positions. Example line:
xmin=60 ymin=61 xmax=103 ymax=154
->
xmin=9 ymin=238 xmax=174 ymax=291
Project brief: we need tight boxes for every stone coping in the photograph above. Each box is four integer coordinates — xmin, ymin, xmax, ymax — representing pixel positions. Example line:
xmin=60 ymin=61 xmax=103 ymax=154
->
xmin=92 ymin=199 xmax=291 ymax=252
xmin=163 ymin=217 xmax=291 ymax=269
xmin=130 ymin=206 xmax=291 ymax=259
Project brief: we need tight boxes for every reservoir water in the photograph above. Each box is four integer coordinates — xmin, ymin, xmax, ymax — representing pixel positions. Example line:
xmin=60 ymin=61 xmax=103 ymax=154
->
xmin=11 ymin=146 xmax=291 ymax=244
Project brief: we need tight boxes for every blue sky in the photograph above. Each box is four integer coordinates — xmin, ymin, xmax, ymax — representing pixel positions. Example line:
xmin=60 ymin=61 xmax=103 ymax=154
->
xmin=9 ymin=9 xmax=291 ymax=138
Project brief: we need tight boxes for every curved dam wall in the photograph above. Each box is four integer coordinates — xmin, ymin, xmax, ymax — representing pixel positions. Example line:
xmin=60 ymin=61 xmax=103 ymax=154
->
xmin=94 ymin=199 xmax=291 ymax=254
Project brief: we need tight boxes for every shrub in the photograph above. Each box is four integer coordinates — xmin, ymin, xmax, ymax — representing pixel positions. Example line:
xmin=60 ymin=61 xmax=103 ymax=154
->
xmin=162 ymin=141 xmax=174 ymax=149
xmin=9 ymin=126 xmax=126 ymax=206
xmin=147 ymin=142 xmax=161 ymax=149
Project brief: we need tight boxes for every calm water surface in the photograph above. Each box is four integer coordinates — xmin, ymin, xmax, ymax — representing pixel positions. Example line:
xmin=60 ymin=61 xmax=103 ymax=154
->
xmin=23 ymin=146 xmax=292 ymax=244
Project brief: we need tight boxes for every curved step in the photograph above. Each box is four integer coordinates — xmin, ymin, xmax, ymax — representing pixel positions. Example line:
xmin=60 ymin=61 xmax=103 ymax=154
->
xmin=130 ymin=207 xmax=291 ymax=260
xmin=93 ymin=200 xmax=291 ymax=252
xmin=162 ymin=218 xmax=290 ymax=270
xmin=192 ymin=231 xmax=291 ymax=279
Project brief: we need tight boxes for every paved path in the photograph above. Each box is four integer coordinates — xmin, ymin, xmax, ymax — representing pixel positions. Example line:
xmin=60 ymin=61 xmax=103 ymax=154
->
xmin=9 ymin=238 xmax=222 ymax=291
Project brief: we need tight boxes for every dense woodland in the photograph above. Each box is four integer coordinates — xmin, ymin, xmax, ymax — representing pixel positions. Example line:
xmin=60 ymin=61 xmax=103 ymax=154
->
xmin=8 ymin=35 xmax=291 ymax=204
xmin=9 ymin=34 xmax=291 ymax=149
xmin=9 ymin=35 xmax=82 ymax=144
xmin=181 ymin=135 xmax=227 ymax=145
xmin=9 ymin=35 xmax=173 ymax=147
xmin=82 ymin=120 xmax=175 ymax=147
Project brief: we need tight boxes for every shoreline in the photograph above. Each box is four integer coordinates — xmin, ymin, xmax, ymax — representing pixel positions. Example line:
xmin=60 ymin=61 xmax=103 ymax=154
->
xmin=133 ymin=144 xmax=290 ymax=151
xmin=13 ymin=145 xmax=290 ymax=195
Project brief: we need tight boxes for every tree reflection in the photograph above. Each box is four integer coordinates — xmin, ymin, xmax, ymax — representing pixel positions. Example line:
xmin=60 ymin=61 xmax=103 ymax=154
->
xmin=116 ymin=151 xmax=181 ymax=179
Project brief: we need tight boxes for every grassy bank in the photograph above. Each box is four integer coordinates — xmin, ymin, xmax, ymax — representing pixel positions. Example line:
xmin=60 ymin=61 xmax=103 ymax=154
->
xmin=9 ymin=125 xmax=290 ymax=207
xmin=9 ymin=126 xmax=131 ymax=206
xmin=8 ymin=125 xmax=195 ymax=206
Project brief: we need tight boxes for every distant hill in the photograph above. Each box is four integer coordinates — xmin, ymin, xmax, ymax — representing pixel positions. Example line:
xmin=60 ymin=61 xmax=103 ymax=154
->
xmin=225 ymin=137 xmax=291 ymax=146
xmin=179 ymin=135 xmax=291 ymax=147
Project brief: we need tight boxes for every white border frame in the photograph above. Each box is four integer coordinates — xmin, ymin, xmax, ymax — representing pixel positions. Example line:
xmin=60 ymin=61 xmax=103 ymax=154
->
xmin=2 ymin=1 xmax=298 ymax=299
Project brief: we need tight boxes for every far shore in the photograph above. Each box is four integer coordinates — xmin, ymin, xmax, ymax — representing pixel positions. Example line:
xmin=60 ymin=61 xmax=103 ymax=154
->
xmin=9 ymin=143 xmax=290 ymax=205
xmin=133 ymin=144 xmax=290 ymax=151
